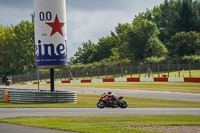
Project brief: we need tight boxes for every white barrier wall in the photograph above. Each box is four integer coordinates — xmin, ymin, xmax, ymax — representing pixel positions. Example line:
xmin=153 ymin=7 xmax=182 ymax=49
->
xmin=40 ymin=82 xmax=47 ymax=84
xmin=27 ymin=83 xmax=34 ymax=85
xmin=140 ymin=77 xmax=154 ymax=82
xmin=70 ymin=80 xmax=81 ymax=83
xmin=91 ymin=79 xmax=103 ymax=83
xmin=55 ymin=81 xmax=61 ymax=84
xmin=168 ymin=77 xmax=184 ymax=82
xmin=114 ymin=78 xmax=127 ymax=82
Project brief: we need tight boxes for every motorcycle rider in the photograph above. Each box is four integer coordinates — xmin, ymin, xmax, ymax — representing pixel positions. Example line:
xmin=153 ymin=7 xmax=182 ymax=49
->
xmin=5 ymin=77 xmax=10 ymax=86
xmin=107 ymin=91 xmax=116 ymax=100
xmin=106 ymin=91 xmax=117 ymax=106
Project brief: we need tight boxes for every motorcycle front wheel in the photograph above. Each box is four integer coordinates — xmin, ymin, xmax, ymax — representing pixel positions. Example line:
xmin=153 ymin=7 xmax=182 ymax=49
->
xmin=119 ymin=101 xmax=128 ymax=108
xmin=97 ymin=101 xmax=106 ymax=108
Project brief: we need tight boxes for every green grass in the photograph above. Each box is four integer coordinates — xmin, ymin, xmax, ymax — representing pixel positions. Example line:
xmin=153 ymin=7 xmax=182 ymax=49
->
xmin=1 ymin=93 xmax=200 ymax=108
xmin=0 ymin=94 xmax=95 ymax=108
xmin=0 ymin=115 xmax=200 ymax=133
xmin=128 ymin=70 xmax=200 ymax=78
xmin=40 ymin=82 xmax=200 ymax=93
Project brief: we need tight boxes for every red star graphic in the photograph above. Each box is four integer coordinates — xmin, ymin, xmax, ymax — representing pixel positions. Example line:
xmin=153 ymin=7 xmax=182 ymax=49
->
xmin=46 ymin=15 xmax=65 ymax=37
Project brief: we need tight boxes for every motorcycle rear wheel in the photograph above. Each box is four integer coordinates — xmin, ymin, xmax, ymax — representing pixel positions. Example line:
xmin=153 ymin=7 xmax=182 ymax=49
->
xmin=119 ymin=101 xmax=128 ymax=108
xmin=97 ymin=101 xmax=106 ymax=108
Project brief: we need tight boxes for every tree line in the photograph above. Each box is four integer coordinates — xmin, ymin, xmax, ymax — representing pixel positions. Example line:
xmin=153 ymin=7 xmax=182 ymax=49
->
xmin=70 ymin=0 xmax=200 ymax=68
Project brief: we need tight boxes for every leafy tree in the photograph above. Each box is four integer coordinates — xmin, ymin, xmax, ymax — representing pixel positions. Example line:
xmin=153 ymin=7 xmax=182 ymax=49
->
xmin=181 ymin=55 xmax=200 ymax=63
xmin=127 ymin=18 xmax=168 ymax=63
xmin=176 ymin=0 xmax=200 ymax=32
xmin=72 ymin=40 xmax=97 ymax=64
xmin=95 ymin=36 xmax=118 ymax=61
xmin=12 ymin=21 xmax=35 ymax=74
xmin=0 ymin=25 xmax=6 ymax=76
xmin=167 ymin=31 xmax=200 ymax=62
xmin=0 ymin=25 xmax=15 ymax=76
xmin=136 ymin=0 xmax=200 ymax=44
xmin=112 ymin=23 xmax=133 ymax=60
xmin=0 ymin=21 xmax=35 ymax=76
xmin=71 ymin=36 xmax=119 ymax=64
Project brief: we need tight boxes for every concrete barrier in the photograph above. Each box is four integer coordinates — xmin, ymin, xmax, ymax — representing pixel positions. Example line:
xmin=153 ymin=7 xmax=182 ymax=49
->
xmin=127 ymin=78 xmax=140 ymax=82
xmin=154 ymin=78 xmax=168 ymax=82
xmin=103 ymin=78 xmax=114 ymax=82
xmin=40 ymin=82 xmax=47 ymax=84
xmin=20 ymin=77 xmax=200 ymax=85
xmin=184 ymin=78 xmax=200 ymax=82
xmin=114 ymin=78 xmax=127 ymax=82
xmin=91 ymin=79 xmax=103 ymax=83
xmin=140 ymin=77 xmax=154 ymax=82
xmin=168 ymin=77 xmax=184 ymax=82
xmin=81 ymin=80 xmax=91 ymax=83
xmin=70 ymin=80 xmax=81 ymax=83
xmin=55 ymin=81 xmax=62 ymax=84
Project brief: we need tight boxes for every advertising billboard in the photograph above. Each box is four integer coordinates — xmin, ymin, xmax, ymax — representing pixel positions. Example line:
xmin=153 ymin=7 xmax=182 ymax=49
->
xmin=34 ymin=0 xmax=67 ymax=69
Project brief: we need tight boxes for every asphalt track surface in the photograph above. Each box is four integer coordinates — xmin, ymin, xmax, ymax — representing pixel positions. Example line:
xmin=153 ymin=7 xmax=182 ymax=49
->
xmin=0 ymin=108 xmax=200 ymax=118
xmin=0 ymin=123 xmax=73 ymax=133
xmin=1 ymin=85 xmax=200 ymax=101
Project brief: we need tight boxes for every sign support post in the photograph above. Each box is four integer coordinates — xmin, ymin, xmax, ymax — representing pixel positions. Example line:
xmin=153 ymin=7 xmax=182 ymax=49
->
xmin=38 ymin=69 xmax=40 ymax=91
xmin=50 ymin=68 xmax=54 ymax=92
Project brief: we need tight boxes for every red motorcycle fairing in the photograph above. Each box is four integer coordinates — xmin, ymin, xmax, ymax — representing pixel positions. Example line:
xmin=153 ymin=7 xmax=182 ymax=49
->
xmin=99 ymin=97 xmax=113 ymax=101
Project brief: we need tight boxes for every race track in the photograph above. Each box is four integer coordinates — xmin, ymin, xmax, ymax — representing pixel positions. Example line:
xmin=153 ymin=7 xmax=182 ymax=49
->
xmin=0 ymin=86 xmax=200 ymax=133
xmin=0 ymin=108 xmax=200 ymax=118
xmin=1 ymin=86 xmax=200 ymax=117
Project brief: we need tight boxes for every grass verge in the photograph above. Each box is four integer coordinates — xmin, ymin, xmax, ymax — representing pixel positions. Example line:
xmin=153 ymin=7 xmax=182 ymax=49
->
xmin=32 ymin=82 xmax=200 ymax=93
xmin=1 ymin=93 xmax=200 ymax=108
xmin=0 ymin=115 xmax=200 ymax=133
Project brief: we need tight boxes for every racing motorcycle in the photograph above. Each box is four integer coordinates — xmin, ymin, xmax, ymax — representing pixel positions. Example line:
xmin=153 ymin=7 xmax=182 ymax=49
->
xmin=97 ymin=93 xmax=128 ymax=108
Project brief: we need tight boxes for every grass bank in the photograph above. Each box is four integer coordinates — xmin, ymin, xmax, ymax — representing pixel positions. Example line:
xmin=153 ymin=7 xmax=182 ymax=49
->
xmin=1 ymin=93 xmax=200 ymax=108
xmin=36 ymin=82 xmax=200 ymax=93
xmin=0 ymin=115 xmax=200 ymax=133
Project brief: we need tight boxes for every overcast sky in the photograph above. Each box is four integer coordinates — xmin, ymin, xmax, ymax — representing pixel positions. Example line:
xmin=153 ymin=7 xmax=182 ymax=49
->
xmin=0 ymin=0 xmax=165 ymax=58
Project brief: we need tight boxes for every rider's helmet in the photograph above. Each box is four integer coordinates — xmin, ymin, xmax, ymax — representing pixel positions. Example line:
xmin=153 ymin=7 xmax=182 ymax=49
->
xmin=108 ymin=91 xmax=112 ymax=95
